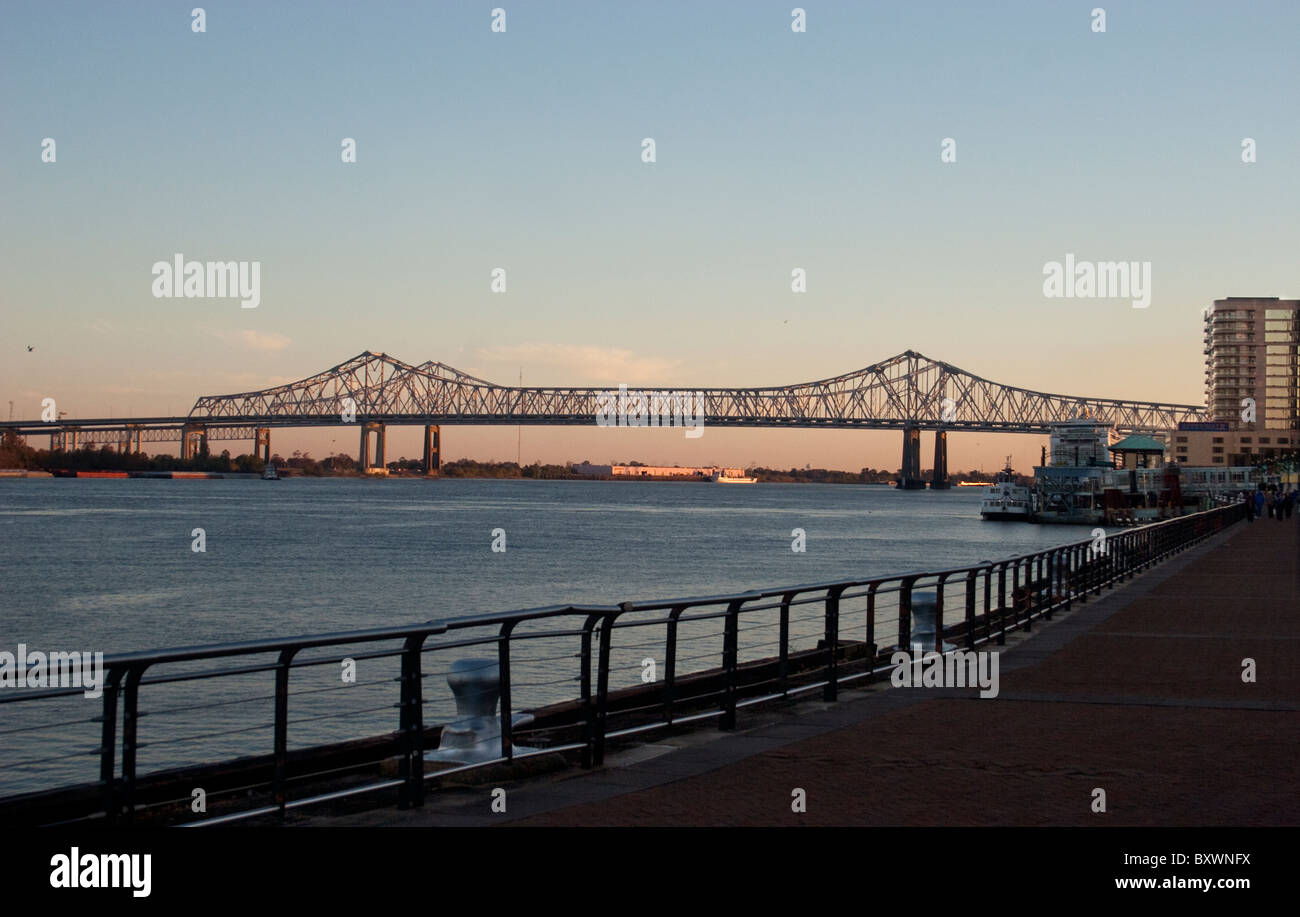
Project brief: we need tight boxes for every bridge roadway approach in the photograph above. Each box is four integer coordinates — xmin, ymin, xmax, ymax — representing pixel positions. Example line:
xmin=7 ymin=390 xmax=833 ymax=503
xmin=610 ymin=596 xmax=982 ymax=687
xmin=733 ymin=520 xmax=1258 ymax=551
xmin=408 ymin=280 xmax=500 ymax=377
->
xmin=5 ymin=350 xmax=1204 ymax=486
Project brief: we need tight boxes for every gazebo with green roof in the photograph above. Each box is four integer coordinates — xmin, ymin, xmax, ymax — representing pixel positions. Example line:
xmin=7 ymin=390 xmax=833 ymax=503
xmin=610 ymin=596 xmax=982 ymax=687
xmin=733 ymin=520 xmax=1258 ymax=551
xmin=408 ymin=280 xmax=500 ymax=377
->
xmin=1109 ymin=434 xmax=1167 ymax=469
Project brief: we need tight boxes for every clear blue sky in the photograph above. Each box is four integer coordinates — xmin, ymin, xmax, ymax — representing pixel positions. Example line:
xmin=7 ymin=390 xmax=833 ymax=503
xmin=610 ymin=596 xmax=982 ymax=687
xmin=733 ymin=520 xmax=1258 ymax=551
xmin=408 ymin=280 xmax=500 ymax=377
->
xmin=3 ymin=0 xmax=1297 ymax=471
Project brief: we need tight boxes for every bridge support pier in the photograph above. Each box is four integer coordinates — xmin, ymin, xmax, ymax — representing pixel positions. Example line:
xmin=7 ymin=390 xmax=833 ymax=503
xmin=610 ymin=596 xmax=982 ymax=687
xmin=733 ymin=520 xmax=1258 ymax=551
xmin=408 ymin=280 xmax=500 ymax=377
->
xmin=255 ymin=427 xmax=271 ymax=464
xmin=359 ymin=422 xmax=386 ymax=473
xmin=181 ymin=425 xmax=207 ymax=461
xmin=898 ymin=424 xmax=925 ymax=489
xmin=423 ymin=425 xmax=440 ymax=475
xmin=931 ymin=429 xmax=950 ymax=489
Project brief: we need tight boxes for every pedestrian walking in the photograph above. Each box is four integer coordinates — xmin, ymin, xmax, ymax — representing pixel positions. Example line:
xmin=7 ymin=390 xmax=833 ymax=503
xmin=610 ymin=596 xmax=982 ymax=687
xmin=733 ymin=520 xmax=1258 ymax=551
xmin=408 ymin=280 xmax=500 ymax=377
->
xmin=1244 ymin=489 xmax=1255 ymax=522
xmin=1255 ymin=488 xmax=1267 ymax=519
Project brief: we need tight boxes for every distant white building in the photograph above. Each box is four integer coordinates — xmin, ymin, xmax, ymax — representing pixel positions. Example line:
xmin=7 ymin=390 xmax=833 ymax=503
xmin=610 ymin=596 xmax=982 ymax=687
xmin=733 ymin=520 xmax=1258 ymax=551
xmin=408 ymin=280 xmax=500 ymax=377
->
xmin=572 ymin=462 xmax=744 ymax=479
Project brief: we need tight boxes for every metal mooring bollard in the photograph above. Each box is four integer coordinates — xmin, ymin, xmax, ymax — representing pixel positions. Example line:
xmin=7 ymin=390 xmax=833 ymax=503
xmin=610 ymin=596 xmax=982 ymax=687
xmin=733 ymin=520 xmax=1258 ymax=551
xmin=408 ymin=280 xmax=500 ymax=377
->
xmin=429 ymin=658 xmax=535 ymax=764
xmin=909 ymin=591 xmax=956 ymax=653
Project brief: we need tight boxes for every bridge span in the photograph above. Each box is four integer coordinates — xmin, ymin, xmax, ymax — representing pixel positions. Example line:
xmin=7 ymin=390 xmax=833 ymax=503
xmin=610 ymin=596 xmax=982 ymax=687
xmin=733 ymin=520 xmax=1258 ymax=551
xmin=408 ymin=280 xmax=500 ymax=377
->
xmin=5 ymin=350 xmax=1205 ymax=485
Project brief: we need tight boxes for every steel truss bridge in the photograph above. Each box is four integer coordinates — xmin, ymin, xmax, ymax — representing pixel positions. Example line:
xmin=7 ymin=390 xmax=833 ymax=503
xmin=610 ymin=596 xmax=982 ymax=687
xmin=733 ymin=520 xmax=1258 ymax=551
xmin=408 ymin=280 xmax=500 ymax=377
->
xmin=6 ymin=350 xmax=1205 ymax=481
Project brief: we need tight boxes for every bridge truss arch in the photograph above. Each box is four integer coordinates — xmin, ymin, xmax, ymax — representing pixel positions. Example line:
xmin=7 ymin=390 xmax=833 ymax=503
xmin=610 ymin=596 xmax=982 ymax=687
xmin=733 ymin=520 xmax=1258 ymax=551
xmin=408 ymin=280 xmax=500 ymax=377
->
xmin=185 ymin=349 xmax=1205 ymax=434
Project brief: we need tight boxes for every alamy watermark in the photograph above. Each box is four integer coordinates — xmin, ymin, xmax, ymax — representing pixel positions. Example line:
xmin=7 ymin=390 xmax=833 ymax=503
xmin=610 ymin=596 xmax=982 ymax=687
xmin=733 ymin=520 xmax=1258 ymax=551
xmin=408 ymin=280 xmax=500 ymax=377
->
xmin=595 ymin=386 xmax=705 ymax=439
xmin=890 ymin=648 xmax=1000 ymax=698
xmin=151 ymin=253 xmax=261 ymax=309
xmin=1042 ymin=254 xmax=1150 ymax=309
xmin=0 ymin=645 xmax=105 ymax=698
xmin=50 ymin=847 xmax=150 ymax=897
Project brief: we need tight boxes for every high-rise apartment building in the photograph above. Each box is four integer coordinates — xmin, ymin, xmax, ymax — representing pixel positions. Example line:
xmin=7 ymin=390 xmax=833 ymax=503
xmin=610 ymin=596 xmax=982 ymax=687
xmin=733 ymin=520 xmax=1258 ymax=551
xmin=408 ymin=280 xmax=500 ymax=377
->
xmin=1203 ymin=297 xmax=1300 ymax=430
xmin=1176 ymin=298 xmax=1300 ymax=467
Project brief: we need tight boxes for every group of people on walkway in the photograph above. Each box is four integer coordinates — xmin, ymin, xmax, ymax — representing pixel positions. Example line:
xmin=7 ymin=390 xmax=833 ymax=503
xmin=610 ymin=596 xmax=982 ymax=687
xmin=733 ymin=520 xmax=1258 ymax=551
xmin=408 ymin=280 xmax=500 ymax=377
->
xmin=1244 ymin=487 xmax=1298 ymax=521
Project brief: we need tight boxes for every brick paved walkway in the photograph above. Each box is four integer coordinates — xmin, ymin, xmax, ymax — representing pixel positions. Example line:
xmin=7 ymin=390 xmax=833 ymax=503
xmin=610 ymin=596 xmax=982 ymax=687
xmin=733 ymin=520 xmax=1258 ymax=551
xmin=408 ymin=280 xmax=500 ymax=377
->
xmin=313 ymin=516 xmax=1298 ymax=827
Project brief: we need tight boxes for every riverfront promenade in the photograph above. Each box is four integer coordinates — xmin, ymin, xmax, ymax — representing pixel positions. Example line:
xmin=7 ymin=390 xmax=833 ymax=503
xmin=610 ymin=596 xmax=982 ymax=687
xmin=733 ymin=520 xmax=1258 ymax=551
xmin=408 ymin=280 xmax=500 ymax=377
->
xmin=313 ymin=516 xmax=1298 ymax=827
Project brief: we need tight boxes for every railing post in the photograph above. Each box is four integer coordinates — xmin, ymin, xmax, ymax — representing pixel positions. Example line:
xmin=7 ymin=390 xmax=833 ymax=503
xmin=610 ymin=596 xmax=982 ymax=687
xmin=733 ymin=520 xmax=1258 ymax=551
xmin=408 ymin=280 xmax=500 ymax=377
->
xmin=498 ymin=621 xmax=517 ymax=762
xmin=935 ymin=577 xmax=948 ymax=644
xmin=965 ymin=571 xmax=977 ymax=650
xmin=98 ymin=668 xmax=123 ymax=824
xmin=1059 ymin=548 xmax=1070 ymax=611
xmin=579 ymin=613 xmax=601 ymax=768
xmin=1023 ymin=560 xmax=1034 ymax=632
xmin=982 ymin=565 xmax=993 ymax=640
xmin=273 ymin=647 xmax=298 ymax=816
xmin=720 ymin=598 xmax=743 ymax=730
xmin=396 ymin=637 xmax=425 ymax=809
xmin=663 ymin=604 xmax=687 ymax=723
xmin=120 ymin=666 xmax=144 ymax=824
xmin=1044 ymin=553 xmax=1055 ymax=621
xmin=779 ymin=592 xmax=795 ymax=695
xmin=1034 ymin=554 xmax=1045 ymax=620
xmin=866 ymin=583 xmax=881 ymax=665
xmin=1042 ymin=554 xmax=1053 ymax=618
xmin=592 ymin=609 xmax=619 ymax=764
xmin=824 ymin=585 xmax=846 ymax=701
xmin=1011 ymin=561 xmax=1022 ymax=630
xmin=996 ymin=566 xmax=1007 ymax=644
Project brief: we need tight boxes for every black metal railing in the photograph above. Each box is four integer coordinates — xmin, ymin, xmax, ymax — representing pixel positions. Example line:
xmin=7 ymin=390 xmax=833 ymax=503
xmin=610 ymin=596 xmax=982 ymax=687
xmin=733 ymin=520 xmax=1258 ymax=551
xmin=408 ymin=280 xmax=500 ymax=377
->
xmin=0 ymin=503 xmax=1244 ymax=825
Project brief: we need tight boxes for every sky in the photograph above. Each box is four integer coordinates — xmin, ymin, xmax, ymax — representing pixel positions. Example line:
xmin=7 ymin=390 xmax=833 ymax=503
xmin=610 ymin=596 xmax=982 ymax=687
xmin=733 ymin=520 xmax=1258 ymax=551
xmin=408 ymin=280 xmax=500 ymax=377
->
xmin=2 ymin=0 xmax=1297 ymax=472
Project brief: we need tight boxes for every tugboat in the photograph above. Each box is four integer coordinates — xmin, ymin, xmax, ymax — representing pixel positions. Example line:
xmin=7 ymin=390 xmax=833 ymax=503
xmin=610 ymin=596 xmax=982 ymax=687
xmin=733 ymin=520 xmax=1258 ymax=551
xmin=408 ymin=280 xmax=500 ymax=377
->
xmin=262 ymin=460 xmax=280 ymax=481
xmin=980 ymin=458 xmax=1033 ymax=521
